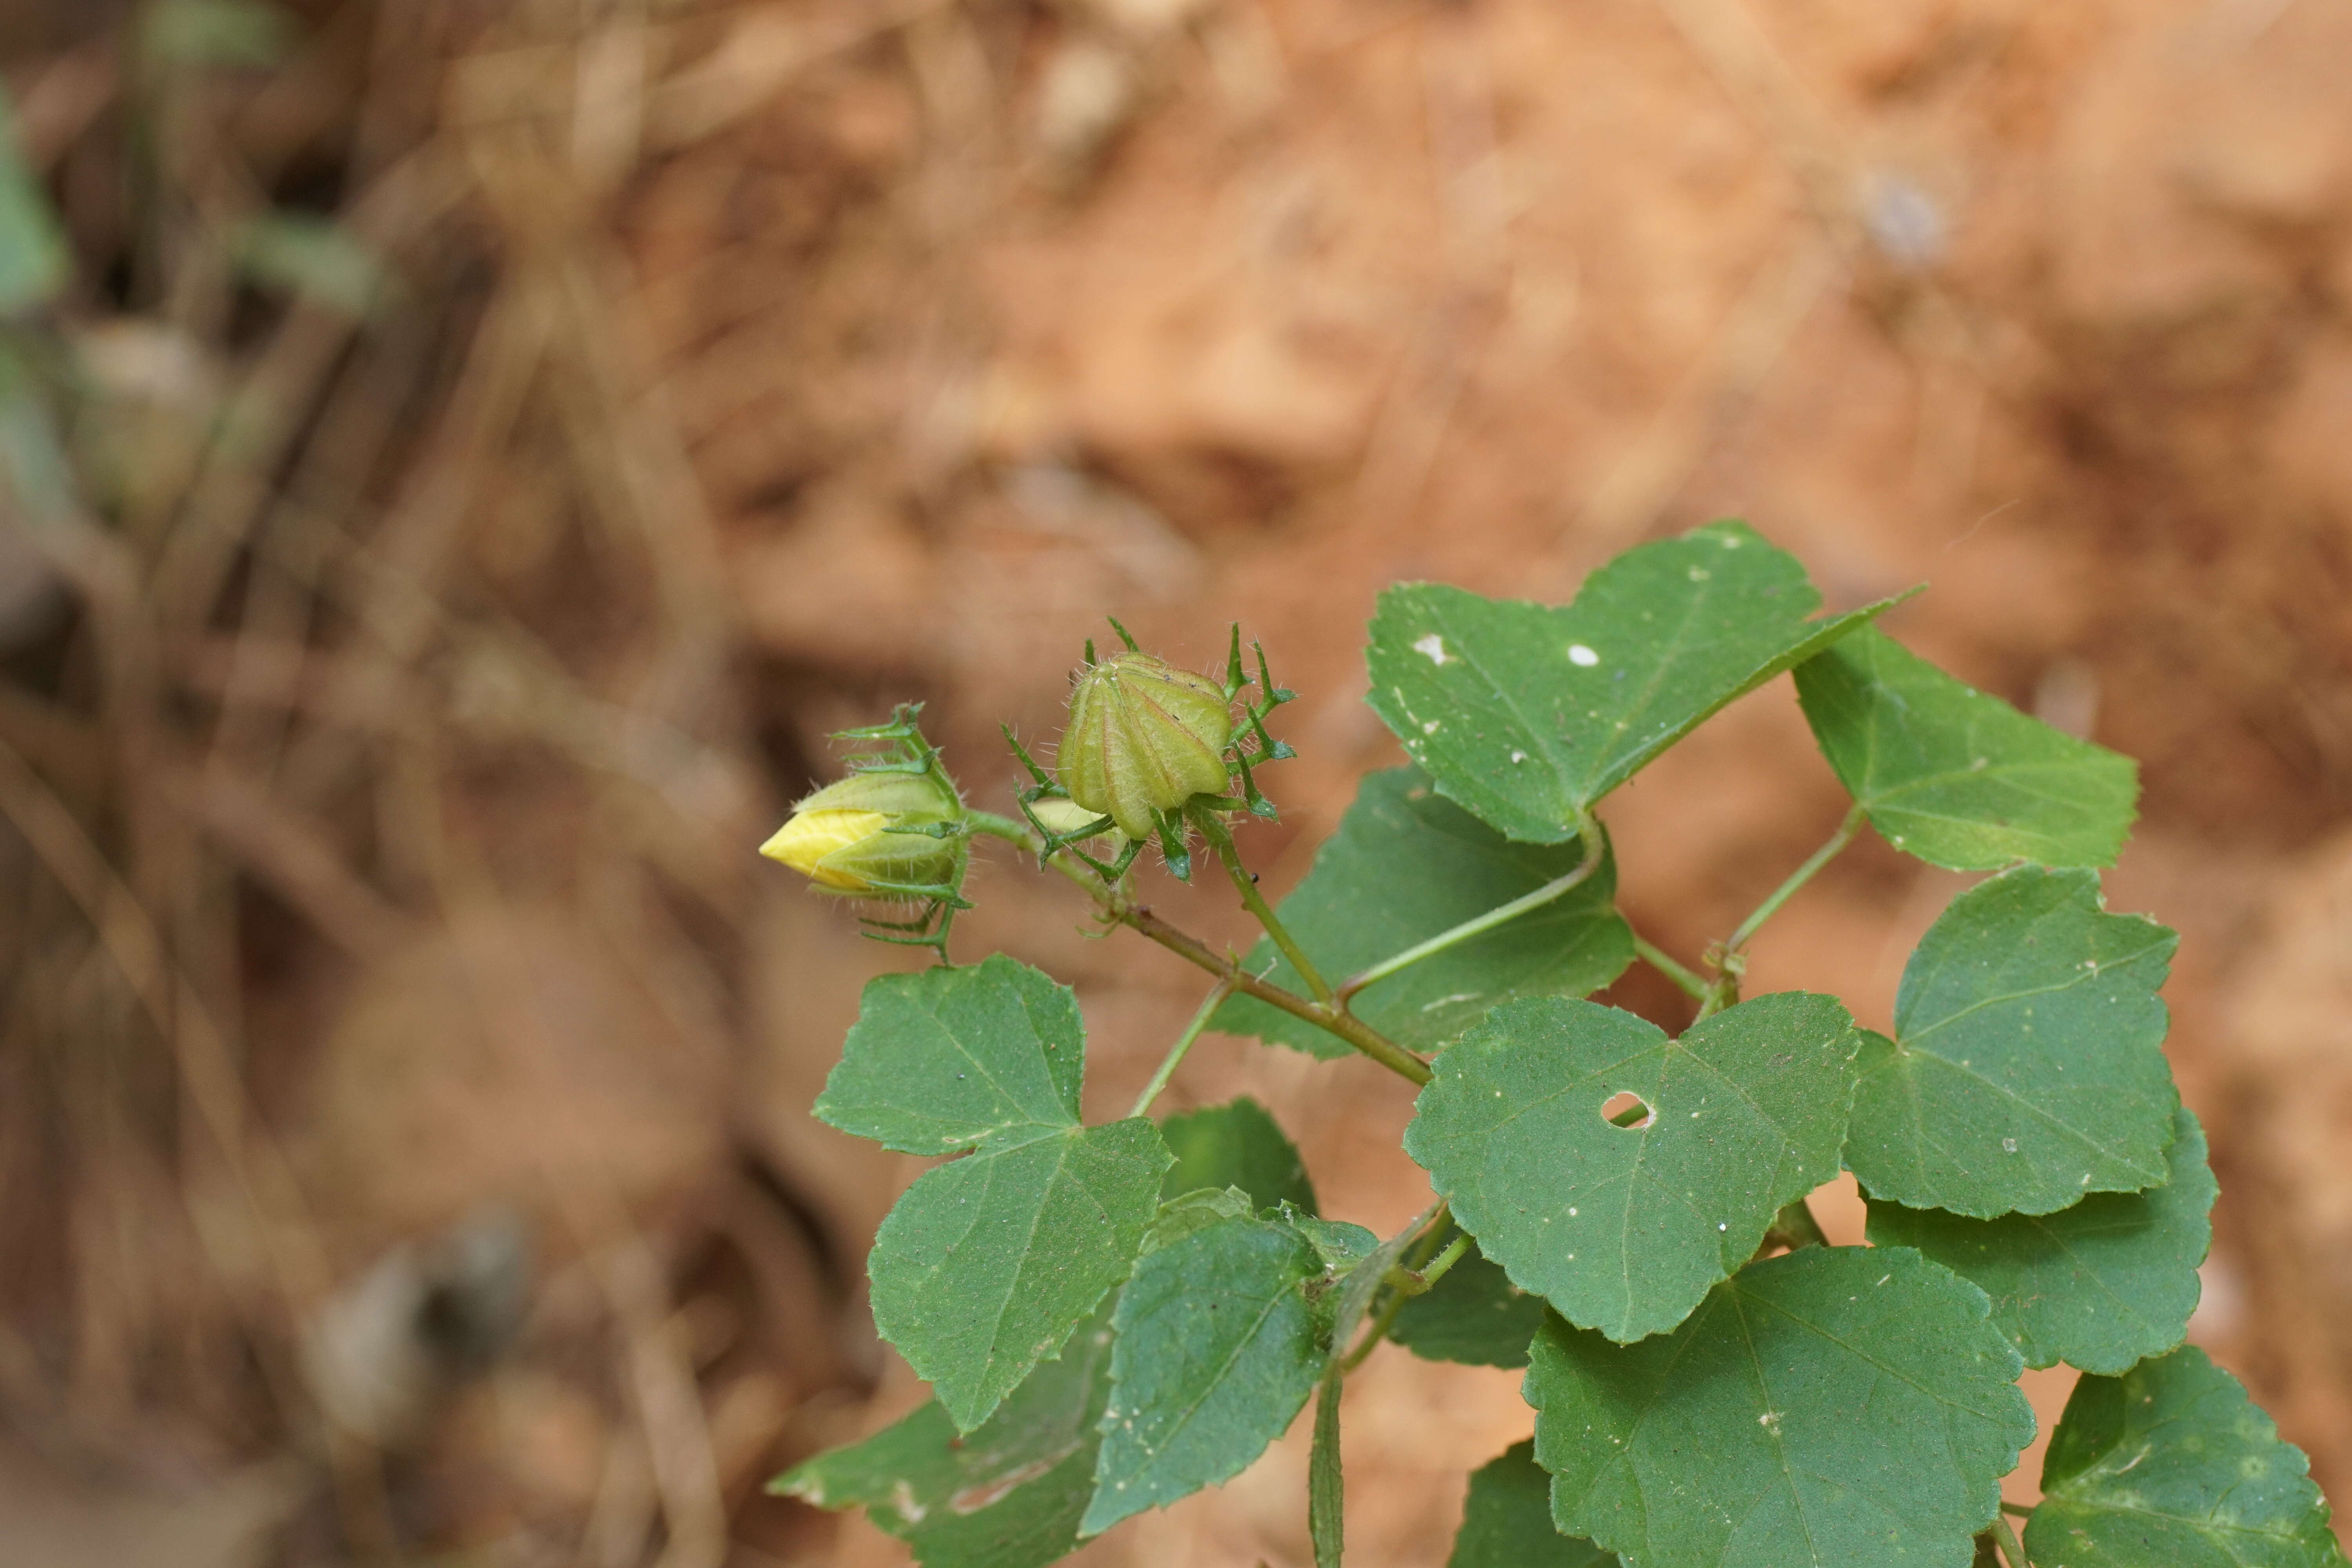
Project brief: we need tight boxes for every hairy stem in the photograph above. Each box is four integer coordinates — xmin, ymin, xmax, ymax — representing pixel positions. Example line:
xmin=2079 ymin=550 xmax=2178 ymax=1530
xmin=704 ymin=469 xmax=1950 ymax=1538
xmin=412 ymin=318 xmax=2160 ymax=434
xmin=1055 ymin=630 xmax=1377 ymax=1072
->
xmin=1722 ymin=803 xmax=1865 ymax=956
xmin=1408 ymin=1233 xmax=1471 ymax=1291
xmin=1125 ymin=908 xmax=1433 ymax=1085
xmin=1129 ymin=979 xmax=1234 ymax=1119
xmin=1192 ymin=802 xmax=1333 ymax=1003
xmin=968 ymin=809 xmax=1433 ymax=1086
xmin=1338 ymin=816 xmax=1608 ymax=1005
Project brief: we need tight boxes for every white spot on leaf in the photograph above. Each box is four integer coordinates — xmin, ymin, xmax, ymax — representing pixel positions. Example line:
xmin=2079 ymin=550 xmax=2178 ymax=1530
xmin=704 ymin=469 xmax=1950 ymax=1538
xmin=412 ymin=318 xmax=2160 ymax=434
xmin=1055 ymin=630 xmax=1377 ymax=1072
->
xmin=1413 ymin=633 xmax=1455 ymax=666
xmin=1568 ymin=644 xmax=1600 ymax=668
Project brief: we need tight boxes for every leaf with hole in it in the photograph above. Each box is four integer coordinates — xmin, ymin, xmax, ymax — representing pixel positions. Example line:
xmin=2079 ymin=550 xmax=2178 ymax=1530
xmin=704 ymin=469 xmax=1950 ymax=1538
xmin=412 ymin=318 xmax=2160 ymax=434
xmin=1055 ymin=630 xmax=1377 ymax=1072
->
xmin=824 ymin=956 xmax=1171 ymax=1432
xmin=1531 ymin=1246 xmax=2034 ymax=1568
xmin=1794 ymin=625 xmax=2138 ymax=871
xmin=1845 ymin=865 xmax=2179 ymax=1218
xmin=1366 ymin=521 xmax=1904 ymax=844
xmin=870 ymin=1119 xmax=1168 ymax=1435
xmin=1215 ymin=767 xmax=1633 ymax=1060
xmin=1159 ymin=1097 xmax=1318 ymax=1214
xmin=1390 ymin=1234 xmax=1549 ymax=1369
xmin=1082 ymin=1214 xmax=1331 ymax=1536
xmin=2027 ymin=1346 xmax=2347 ymax=1568
xmin=1450 ymin=1442 xmax=1621 ymax=1568
xmin=1866 ymin=1106 xmax=2214 ymax=1375
xmin=1405 ymin=992 xmax=1860 ymax=1342
xmin=772 ymin=1296 xmax=1117 ymax=1568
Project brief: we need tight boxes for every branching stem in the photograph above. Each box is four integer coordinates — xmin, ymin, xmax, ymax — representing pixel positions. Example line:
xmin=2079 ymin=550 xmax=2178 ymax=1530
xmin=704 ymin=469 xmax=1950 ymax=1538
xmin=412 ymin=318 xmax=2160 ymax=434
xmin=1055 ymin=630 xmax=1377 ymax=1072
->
xmin=1337 ymin=815 xmax=1608 ymax=1005
xmin=968 ymin=810 xmax=1434 ymax=1087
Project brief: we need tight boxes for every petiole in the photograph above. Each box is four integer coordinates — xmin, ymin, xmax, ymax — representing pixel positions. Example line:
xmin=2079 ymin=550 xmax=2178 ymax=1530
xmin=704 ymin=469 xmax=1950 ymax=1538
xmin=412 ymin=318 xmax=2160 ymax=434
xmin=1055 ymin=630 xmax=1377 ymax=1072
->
xmin=1337 ymin=816 xmax=1607 ymax=1006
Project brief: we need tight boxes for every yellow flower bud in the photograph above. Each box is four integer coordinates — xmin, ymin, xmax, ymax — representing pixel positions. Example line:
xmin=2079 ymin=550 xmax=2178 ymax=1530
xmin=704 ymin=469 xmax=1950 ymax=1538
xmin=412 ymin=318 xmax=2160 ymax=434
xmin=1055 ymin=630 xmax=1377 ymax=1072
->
xmin=763 ymin=808 xmax=893 ymax=890
xmin=1058 ymin=652 xmax=1234 ymax=840
xmin=760 ymin=769 xmax=965 ymax=897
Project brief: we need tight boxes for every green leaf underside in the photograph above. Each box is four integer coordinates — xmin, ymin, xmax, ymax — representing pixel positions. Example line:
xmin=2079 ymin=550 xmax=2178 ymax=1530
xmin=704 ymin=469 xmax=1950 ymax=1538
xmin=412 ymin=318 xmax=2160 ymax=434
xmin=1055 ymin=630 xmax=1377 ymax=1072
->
xmin=773 ymin=1297 xmax=1118 ymax=1568
xmin=1866 ymin=1107 xmax=2214 ymax=1375
xmin=1160 ymin=1097 xmax=1319 ymax=1214
xmin=818 ymin=954 xmax=1086 ymax=1157
xmin=2028 ymin=1347 xmax=2347 ymax=1568
xmin=1083 ymin=1215 xmax=1330 ymax=1536
xmin=1406 ymin=993 xmax=1861 ymax=1342
xmin=1451 ymin=1442 xmax=1621 ymax=1568
xmin=1794 ymin=625 xmax=2139 ymax=872
xmin=1530 ymin=1246 xmax=2034 ymax=1568
xmin=1844 ymin=866 xmax=2180 ymax=1218
xmin=1391 ymin=1236 xmax=1550 ymax=1368
xmin=1216 ymin=767 xmax=1633 ymax=1059
xmin=1144 ymin=1187 xmax=1254 ymax=1253
xmin=1289 ymin=1209 xmax=1381 ymax=1276
xmin=870 ymin=1118 xmax=1169 ymax=1433
xmin=1366 ymin=521 xmax=1900 ymax=844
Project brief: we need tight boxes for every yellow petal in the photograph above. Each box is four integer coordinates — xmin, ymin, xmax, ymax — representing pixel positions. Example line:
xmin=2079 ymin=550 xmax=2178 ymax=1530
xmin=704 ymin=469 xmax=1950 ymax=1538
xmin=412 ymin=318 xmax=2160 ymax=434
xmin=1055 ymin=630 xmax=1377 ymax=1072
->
xmin=761 ymin=808 xmax=889 ymax=890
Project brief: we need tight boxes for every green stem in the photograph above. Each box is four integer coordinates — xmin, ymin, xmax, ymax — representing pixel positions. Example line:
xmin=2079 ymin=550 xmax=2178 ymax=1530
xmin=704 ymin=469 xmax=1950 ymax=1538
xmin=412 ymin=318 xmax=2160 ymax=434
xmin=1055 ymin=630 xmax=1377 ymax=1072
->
xmin=967 ymin=809 xmax=1434 ymax=1086
xmin=1631 ymin=931 xmax=1711 ymax=1000
xmin=1722 ymin=804 xmax=1865 ymax=957
xmin=1993 ymin=1515 xmax=2031 ymax=1567
xmin=1343 ymin=1208 xmax=1454 ymax=1372
xmin=1998 ymin=1502 xmax=2033 ymax=1520
xmin=1129 ymin=980 xmax=1234 ymax=1119
xmin=1409 ymin=1233 xmax=1470 ymax=1291
xmin=1338 ymin=816 xmax=1607 ymax=1005
xmin=1192 ymin=803 xmax=1333 ymax=1004
xmin=1309 ymin=1366 xmax=1345 ymax=1568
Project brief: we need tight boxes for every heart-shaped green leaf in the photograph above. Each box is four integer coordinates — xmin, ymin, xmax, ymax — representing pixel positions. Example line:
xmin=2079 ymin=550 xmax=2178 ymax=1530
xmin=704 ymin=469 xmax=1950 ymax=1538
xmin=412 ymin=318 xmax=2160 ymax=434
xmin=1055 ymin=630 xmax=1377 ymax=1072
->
xmin=1866 ymin=1106 xmax=2214 ymax=1374
xmin=1530 ymin=1246 xmax=2034 ymax=1568
xmin=1367 ymin=521 xmax=1900 ymax=843
xmin=1795 ymin=625 xmax=2138 ymax=871
xmin=1405 ymin=992 xmax=1860 ymax=1341
xmin=2028 ymin=1346 xmax=2346 ymax=1568
xmin=821 ymin=956 xmax=1171 ymax=1431
xmin=1844 ymin=866 xmax=2179 ymax=1217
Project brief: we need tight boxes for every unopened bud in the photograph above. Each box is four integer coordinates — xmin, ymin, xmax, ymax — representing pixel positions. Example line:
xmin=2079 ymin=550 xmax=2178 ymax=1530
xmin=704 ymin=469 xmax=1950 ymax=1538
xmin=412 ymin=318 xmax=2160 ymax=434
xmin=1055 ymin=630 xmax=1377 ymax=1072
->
xmin=761 ymin=770 xmax=964 ymax=896
xmin=1027 ymin=796 xmax=1119 ymax=840
xmin=1058 ymin=652 xmax=1234 ymax=840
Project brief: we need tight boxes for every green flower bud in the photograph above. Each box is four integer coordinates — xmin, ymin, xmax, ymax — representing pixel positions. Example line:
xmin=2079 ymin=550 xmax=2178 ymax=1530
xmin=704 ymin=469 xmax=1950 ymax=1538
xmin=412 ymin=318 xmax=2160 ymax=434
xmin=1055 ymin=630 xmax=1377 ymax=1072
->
xmin=1058 ymin=652 xmax=1234 ymax=840
xmin=760 ymin=769 xmax=965 ymax=896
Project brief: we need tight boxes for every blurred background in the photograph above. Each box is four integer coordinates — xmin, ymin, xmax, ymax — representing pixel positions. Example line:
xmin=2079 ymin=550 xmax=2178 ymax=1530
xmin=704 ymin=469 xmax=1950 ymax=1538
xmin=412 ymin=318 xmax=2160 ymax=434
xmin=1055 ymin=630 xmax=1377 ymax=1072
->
xmin=3 ymin=0 xmax=2351 ymax=1563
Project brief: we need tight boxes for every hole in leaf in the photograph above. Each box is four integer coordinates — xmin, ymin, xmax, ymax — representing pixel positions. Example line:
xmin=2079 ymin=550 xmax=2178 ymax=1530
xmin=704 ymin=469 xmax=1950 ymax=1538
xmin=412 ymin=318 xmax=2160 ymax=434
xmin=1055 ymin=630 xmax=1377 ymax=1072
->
xmin=1600 ymin=1091 xmax=1653 ymax=1129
